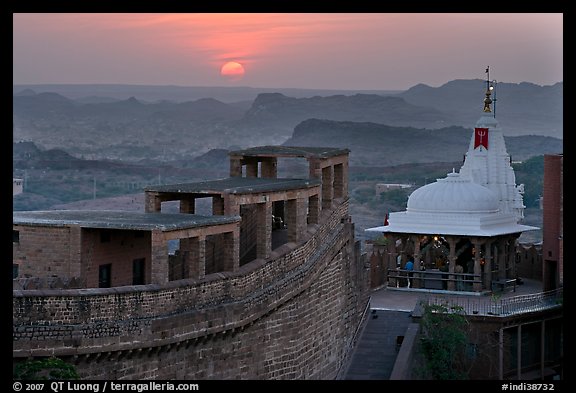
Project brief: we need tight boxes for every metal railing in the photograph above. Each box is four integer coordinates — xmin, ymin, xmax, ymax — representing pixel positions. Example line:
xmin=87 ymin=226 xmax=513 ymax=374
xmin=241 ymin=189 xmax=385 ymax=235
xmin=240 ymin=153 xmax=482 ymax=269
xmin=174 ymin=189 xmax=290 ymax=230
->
xmin=388 ymin=268 xmax=482 ymax=291
xmin=421 ymin=288 xmax=563 ymax=317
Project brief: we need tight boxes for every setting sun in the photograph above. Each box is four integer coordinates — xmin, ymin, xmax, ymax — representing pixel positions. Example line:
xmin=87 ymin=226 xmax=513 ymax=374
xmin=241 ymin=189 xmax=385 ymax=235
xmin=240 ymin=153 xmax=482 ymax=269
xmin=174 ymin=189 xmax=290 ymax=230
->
xmin=220 ymin=61 xmax=245 ymax=80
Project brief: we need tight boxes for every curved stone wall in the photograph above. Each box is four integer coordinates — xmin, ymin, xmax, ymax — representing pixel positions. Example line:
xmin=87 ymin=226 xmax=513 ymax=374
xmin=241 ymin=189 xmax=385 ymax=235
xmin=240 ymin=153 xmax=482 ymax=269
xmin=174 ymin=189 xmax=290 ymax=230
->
xmin=13 ymin=200 xmax=370 ymax=379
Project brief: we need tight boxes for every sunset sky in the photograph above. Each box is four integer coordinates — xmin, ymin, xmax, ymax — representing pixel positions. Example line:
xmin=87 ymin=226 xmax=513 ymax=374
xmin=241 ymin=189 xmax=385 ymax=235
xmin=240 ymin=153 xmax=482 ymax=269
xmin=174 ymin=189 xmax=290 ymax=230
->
xmin=13 ymin=13 xmax=563 ymax=91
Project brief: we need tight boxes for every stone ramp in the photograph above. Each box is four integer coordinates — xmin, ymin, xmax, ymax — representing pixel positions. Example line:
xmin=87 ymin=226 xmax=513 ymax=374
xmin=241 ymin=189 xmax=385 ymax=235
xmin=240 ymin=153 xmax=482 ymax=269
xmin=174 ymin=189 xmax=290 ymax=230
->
xmin=344 ymin=310 xmax=412 ymax=380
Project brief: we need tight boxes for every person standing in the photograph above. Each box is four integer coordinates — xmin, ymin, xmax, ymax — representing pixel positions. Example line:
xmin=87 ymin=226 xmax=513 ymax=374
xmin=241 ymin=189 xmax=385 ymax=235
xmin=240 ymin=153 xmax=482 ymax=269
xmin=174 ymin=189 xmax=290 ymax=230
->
xmin=405 ymin=257 xmax=414 ymax=288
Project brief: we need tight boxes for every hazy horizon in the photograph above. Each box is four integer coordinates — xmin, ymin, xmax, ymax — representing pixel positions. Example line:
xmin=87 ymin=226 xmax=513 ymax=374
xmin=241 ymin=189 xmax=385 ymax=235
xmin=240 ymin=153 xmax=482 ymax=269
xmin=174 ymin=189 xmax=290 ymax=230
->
xmin=13 ymin=13 xmax=563 ymax=91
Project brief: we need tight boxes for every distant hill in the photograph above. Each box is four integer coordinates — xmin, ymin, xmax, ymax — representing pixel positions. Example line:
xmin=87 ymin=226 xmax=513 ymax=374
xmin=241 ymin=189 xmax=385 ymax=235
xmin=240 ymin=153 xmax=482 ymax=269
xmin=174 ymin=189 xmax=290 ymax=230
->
xmin=283 ymin=119 xmax=563 ymax=166
xmin=13 ymin=79 xmax=562 ymax=163
xmin=398 ymin=79 xmax=563 ymax=138
xmin=13 ymin=84 xmax=400 ymax=103
xmin=13 ymin=141 xmax=79 ymax=169
xmin=12 ymin=91 xmax=248 ymax=160
xmin=240 ymin=93 xmax=449 ymax=129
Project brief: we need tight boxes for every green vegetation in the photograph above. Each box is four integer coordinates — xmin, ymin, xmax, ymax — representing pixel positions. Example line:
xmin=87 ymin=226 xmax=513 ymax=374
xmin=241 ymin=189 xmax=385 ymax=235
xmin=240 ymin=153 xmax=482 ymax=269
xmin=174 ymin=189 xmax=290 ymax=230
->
xmin=13 ymin=357 xmax=79 ymax=380
xmin=513 ymin=155 xmax=544 ymax=208
xmin=373 ymin=235 xmax=389 ymax=246
xmin=379 ymin=189 xmax=410 ymax=209
xmin=418 ymin=303 xmax=470 ymax=380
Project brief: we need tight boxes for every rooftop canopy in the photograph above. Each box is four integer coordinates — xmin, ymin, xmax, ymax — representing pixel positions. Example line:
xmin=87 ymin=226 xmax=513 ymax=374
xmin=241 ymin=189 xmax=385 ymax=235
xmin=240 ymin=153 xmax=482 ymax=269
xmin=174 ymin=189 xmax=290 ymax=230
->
xmin=145 ymin=177 xmax=320 ymax=195
xmin=13 ymin=210 xmax=240 ymax=231
xmin=229 ymin=145 xmax=349 ymax=159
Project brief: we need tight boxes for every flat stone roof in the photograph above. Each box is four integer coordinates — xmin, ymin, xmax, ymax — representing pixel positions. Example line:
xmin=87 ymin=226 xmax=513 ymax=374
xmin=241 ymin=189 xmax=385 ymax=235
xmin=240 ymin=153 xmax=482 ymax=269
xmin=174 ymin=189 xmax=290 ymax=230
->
xmin=229 ymin=146 xmax=349 ymax=159
xmin=13 ymin=210 xmax=240 ymax=231
xmin=145 ymin=177 xmax=320 ymax=195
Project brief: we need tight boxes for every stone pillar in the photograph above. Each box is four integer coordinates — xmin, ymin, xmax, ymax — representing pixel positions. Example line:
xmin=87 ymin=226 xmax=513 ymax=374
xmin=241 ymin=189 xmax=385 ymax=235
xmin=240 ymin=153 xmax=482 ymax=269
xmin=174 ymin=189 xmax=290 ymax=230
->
xmin=150 ymin=230 xmax=168 ymax=284
xmin=188 ymin=236 xmax=205 ymax=279
xmin=447 ymin=237 xmax=457 ymax=291
xmin=212 ymin=195 xmax=225 ymax=215
xmin=296 ymin=197 xmax=308 ymax=241
xmin=333 ymin=163 xmax=344 ymax=199
xmin=260 ymin=157 xmax=278 ymax=178
xmin=145 ymin=192 xmax=162 ymax=213
xmin=230 ymin=156 xmax=243 ymax=177
xmin=308 ymin=194 xmax=320 ymax=224
xmin=221 ymin=229 xmax=240 ymax=272
xmin=224 ymin=195 xmax=240 ymax=216
xmin=287 ymin=197 xmax=307 ymax=243
xmin=245 ymin=158 xmax=259 ymax=178
xmin=180 ymin=197 xmax=195 ymax=214
xmin=472 ymin=238 xmax=482 ymax=292
xmin=308 ymin=158 xmax=322 ymax=179
xmin=342 ymin=157 xmax=349 ymax=198
xmin=321 ymin=165 xmax=334 ymax=209
xmin=484 ymin=240 xmax=493 ymax=290
xmin=256 ymin=201 xmax=272 ymax=259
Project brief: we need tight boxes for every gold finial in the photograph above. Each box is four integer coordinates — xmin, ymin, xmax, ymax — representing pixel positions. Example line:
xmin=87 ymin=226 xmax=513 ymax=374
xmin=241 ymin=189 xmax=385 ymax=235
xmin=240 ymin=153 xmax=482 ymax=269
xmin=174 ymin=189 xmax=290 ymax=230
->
xmin=483 ymin=66 xmax=492 ymax=112
xmin=483 ymin=88 xmax=492 ymax=112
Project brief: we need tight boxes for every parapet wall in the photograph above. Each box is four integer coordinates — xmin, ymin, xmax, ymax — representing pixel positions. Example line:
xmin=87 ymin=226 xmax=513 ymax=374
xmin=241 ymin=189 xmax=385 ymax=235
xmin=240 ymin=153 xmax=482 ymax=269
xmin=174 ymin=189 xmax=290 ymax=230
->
xmin=13 ymin=199 xmax=370 ymax=379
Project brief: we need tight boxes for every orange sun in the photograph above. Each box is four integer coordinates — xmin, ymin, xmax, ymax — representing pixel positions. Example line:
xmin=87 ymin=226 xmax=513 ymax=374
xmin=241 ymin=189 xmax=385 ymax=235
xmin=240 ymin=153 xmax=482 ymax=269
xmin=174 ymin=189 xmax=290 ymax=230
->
xmin=220 ymin=61 xmax=245 ymax=80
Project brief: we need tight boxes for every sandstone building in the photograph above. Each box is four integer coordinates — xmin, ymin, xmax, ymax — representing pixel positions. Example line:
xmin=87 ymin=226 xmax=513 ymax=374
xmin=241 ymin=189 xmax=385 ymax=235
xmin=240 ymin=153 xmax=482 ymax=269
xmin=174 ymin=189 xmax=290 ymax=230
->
xmin=13 ymin=146 xmax=370 ymax=379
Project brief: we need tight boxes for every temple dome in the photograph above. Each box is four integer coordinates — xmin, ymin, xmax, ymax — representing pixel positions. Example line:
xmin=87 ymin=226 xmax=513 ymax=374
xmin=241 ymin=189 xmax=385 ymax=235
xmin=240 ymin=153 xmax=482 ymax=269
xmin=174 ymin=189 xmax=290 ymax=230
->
xmin=407 ymin=171 xmax=499 ymax=213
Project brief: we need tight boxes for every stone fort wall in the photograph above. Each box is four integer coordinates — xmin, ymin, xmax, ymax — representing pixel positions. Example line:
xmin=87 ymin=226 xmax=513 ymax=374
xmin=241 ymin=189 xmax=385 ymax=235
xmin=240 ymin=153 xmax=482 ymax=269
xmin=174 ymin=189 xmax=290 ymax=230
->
xmin=13 ymin=200 xmax=370 ymax=379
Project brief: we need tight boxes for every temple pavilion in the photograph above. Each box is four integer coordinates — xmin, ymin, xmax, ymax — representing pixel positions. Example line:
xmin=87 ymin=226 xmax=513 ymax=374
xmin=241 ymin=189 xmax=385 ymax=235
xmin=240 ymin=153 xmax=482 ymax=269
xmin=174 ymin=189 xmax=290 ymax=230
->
xmin=366 ymin=70 xmax=538 ymax=293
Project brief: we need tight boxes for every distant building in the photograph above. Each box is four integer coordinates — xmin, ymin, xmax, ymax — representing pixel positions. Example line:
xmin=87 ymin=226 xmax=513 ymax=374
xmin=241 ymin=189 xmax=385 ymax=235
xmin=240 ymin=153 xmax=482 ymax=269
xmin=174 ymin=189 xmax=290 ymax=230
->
xmin=542 ymin=154 xmax=563 ymax=290
xmin=13 ymin=178 xmax=23 ymax=196
xmin=375 ymin=183 xmax=413 ymax=194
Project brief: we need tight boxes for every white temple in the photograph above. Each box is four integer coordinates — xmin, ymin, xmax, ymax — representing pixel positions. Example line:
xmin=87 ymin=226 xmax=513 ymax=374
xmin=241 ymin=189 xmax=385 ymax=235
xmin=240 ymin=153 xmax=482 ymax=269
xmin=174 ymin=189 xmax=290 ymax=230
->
xmin=365 ymin=69 xmax=538 ymax=293
xmin=367 ymin=73 xmax=535 ymax=238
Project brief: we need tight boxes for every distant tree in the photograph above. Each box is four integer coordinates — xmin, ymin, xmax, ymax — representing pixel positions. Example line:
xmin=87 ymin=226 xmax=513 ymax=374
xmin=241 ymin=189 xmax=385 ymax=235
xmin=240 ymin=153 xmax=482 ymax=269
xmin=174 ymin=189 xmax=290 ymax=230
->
xmin=379 ymin=189 xmax=409 ymax=210
xmin=418 ymin=303 xmax=470 ymax=379
xmin=13 ymin=357 xmax=79 ymax=380
xmin=513 ymin=155 xmax=544 ymax=208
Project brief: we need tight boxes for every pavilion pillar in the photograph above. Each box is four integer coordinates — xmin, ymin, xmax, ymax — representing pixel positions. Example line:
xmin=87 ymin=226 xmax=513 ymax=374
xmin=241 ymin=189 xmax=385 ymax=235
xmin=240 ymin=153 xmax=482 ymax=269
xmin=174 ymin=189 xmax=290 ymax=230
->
xmin=472 ymin=237 xmax=482 ymax=292
xmin=221 ymin=230 xmax=240 ymax=273
xmin=150 ymin=230 xmax=168 ymax=284
xmin=212 ymin=195 xmax=224 ymax=215
xmin=484 ymin=240 xmax=493 ymax=290
xmin=321 ymin=165 xmax=334 ymax=209
xmin=307 ymin=194 xmax=320 ymax=225
xmin=412 ymin=235 xmax=422 ymax=288
xmin=287 ymin=197 xmax=307 ymax=243
xmin=260 ymin=157 xmax=278 ymax=178
xmin=447 ymin=237 xmax=457 ymax=291
xmin=498 ymin=238 xmax=507 ymax=280
xmin=180 ymin=197 xmax=195 ymax=214
xmin=245 ymin=158 xmax=259 ymax=178
xmin=308 ymin=158 xmax=322 ymax=180
xmin=508 ymin=236 xmax=517 ymax=279
xmin=388 ymin=235 xmax=398 ymax=288
xmin=145 ymin=192 xmax=162 ymax=213
xmin=230 ymin=157 xmax=243 ymax=177
xmin=188 ymin=236 xmax=206 ymax=280
xmin=256 ymin=201 xmax=272 ymax=259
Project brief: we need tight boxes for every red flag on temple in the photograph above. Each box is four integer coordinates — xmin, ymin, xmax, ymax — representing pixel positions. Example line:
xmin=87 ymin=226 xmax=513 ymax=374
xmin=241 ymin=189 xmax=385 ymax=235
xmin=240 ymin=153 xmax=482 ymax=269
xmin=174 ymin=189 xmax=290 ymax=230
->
xmin=474 ymin=127 xmax=489 ymax=150
xmin=384 ymin=212 xmax=389 ymax=226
